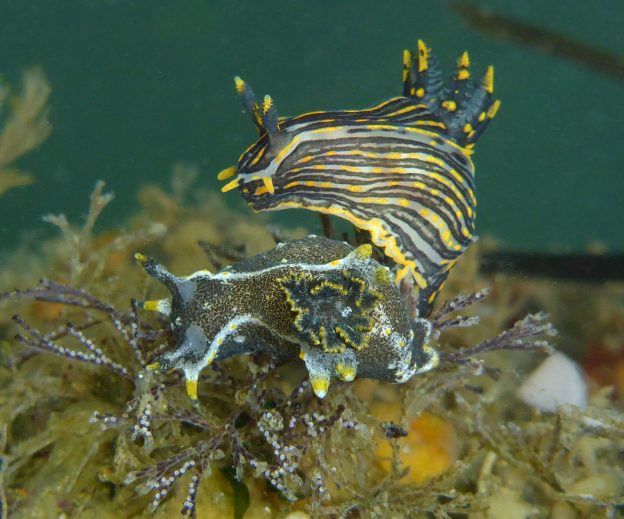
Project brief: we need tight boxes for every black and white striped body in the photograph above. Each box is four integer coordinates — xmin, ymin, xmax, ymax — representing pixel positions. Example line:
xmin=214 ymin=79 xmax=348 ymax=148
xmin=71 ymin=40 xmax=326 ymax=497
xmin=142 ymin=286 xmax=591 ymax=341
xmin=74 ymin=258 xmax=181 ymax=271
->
xmin=221 ymin=40 xmax=499 ymax=316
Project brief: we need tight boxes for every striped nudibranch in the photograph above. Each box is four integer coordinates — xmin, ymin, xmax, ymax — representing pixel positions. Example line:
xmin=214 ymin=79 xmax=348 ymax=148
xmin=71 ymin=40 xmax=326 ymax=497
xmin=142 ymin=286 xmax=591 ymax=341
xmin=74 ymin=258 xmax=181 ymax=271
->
xmin=218 ymin=40 xmax=500 ymax=317
xmin=136 ymin=236 xmax=438 ymax=400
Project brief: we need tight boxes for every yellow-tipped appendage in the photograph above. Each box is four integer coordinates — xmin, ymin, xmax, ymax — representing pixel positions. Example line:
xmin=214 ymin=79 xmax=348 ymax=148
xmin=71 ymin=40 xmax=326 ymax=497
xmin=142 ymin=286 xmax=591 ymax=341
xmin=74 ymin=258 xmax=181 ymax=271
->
xmin=441 ymin=100 xmax=457 ymax=112
xmin=484 ymin=65 xmax=494 ymax=94
xmin=234 ymin=76 xmax=245 ymax=94
xmin=262 ymin=94 xmax=273 ymax=115
xmin=336 ymin=363 xmax=356 ymax=382
xmin=457 ymin=51 xmax=470 ymax=80
xmin=217 ymin=166 xmax=237 ymax=181
xmin=417 ymin=39 xmax=429 ymax=72
xmin=458 ymin=51 xmax=470 ymax=68
xmin=310 ymin=375 xmax=330 ymax=399
xmin=488 ymin=99 xmax=501 ymax=119
xmin=262 ymin=176 xmax=275 ymax=194
xmin=221 ymin=177 xmax=241 ymax=193
xmin=402 ymin=49 xmax=411 ymax=83
xmin=142 ymin=300 xmax=162 ymax=311
xmin=186 ymin=378 xmax=198 ymax=401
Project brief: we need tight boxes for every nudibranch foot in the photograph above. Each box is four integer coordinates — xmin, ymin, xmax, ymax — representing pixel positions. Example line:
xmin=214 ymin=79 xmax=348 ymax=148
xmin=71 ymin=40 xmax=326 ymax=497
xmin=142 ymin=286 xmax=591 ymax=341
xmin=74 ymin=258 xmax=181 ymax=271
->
xmin=220 ymin=39 xmax=500 ymax=319
xmin=136 ymin=236 xmax=438 ymax=401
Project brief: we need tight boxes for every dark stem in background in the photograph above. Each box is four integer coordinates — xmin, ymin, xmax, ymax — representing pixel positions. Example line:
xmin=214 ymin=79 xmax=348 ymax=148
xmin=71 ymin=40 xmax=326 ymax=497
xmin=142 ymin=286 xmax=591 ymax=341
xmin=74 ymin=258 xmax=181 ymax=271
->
xmin=449 ymin=1 xmax=624 ymax=82
xmin=480 ymin=252 xmax=624 ymax=281
xmin=319 ymin=214 xmax=335 ymax=240
xmin=316 ymin=215 xmax=624 ymax=282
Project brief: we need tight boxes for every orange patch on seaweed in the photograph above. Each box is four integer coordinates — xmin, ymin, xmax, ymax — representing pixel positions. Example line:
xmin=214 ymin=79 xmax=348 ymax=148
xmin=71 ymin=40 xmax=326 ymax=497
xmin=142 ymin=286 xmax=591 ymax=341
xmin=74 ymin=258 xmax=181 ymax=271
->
xmin=375 ymin=411 xmax=458 ymax=484
xmin=29 ymin=300 xmax=65 ymax=321
xmin=94 ymin=230 xmax=131 ymax=275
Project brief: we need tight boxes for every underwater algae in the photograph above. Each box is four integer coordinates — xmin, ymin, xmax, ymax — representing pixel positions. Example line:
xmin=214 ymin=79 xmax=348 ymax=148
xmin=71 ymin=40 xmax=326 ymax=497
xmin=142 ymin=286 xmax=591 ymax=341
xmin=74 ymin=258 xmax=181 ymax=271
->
xmin=1 ymin=179 xmax=623 ymax=518
xmin=0 ymin=40 xmax=623 ymax=519
xmin=0 ymin=68 xmax=51 ymax=197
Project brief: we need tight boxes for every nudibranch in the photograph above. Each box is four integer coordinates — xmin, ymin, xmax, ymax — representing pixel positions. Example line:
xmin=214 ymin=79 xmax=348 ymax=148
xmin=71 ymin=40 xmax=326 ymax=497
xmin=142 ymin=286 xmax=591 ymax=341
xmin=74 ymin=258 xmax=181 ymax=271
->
xmin=218 ymin=40 xmax=500 ymax=317
xmin=136 ymin=236 xmax=438 ymax=400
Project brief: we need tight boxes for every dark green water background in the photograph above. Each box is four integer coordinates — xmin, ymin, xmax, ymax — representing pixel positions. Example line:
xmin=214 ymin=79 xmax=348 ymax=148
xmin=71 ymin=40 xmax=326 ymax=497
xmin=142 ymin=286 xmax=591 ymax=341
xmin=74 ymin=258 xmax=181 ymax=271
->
xmin=1 ymin=1 xmax=623 ymax=253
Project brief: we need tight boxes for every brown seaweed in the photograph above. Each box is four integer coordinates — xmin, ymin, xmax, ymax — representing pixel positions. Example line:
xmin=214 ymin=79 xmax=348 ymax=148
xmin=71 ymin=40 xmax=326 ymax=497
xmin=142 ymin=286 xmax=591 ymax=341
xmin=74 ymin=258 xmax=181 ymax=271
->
xmin=0 ymin=67 xmax=51 ymax=196
xmin=1 ymin=183 xmax=622 ymax=518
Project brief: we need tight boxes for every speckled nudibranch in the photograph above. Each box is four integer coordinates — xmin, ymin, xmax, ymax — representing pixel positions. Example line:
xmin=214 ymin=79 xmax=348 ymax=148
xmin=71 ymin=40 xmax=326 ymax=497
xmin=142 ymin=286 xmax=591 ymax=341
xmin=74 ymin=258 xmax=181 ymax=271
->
xmin=218 ymin=40 xmax=500 ymax=317
xmin=136 ymin=236 xmax=438 ymax=400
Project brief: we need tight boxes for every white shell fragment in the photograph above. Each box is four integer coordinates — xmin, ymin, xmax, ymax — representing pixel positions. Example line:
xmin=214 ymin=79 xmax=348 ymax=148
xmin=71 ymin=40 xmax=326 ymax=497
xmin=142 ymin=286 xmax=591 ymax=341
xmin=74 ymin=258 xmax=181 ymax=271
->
xmin=516 ymin=352 xmax=587 ymax=412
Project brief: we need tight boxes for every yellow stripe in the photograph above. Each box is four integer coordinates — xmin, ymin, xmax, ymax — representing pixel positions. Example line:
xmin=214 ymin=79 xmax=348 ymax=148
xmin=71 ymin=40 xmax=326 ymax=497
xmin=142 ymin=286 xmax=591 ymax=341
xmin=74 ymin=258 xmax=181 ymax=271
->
xmin=428 ymin=172 xmax=474 ymax=218
xmin=288 ymin=98 xmax=397 ymax=122
xmin=249 ymin=144 xmax=266 ymax=166
xmin=297 ymin=155 xmax=314 ymax=163
xmin=364 ymin=121 xmax=447 ymax=130
xmin=319 ymin=149 xmax=447 ymax=168
xmin=280 ymin=120 xmax=473 ymax=165
xmin=417 ymin=208 xmax=460 ymax=249
xmin=360 ymin=197 xmax=389 ymax=204
xmin=384 ymin=104 xmax=421 ymax=118
xmin=280 ymin=167 xmax=472 ymax=241
xmin=263 ymin=201 xmax=428 ymax=289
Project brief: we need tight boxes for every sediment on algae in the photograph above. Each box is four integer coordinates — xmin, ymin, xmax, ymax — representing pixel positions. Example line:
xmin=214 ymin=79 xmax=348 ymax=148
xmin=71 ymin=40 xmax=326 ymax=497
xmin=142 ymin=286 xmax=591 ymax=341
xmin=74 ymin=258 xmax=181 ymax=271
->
xmin=0 ymin=177 xmax=623 ymax=519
